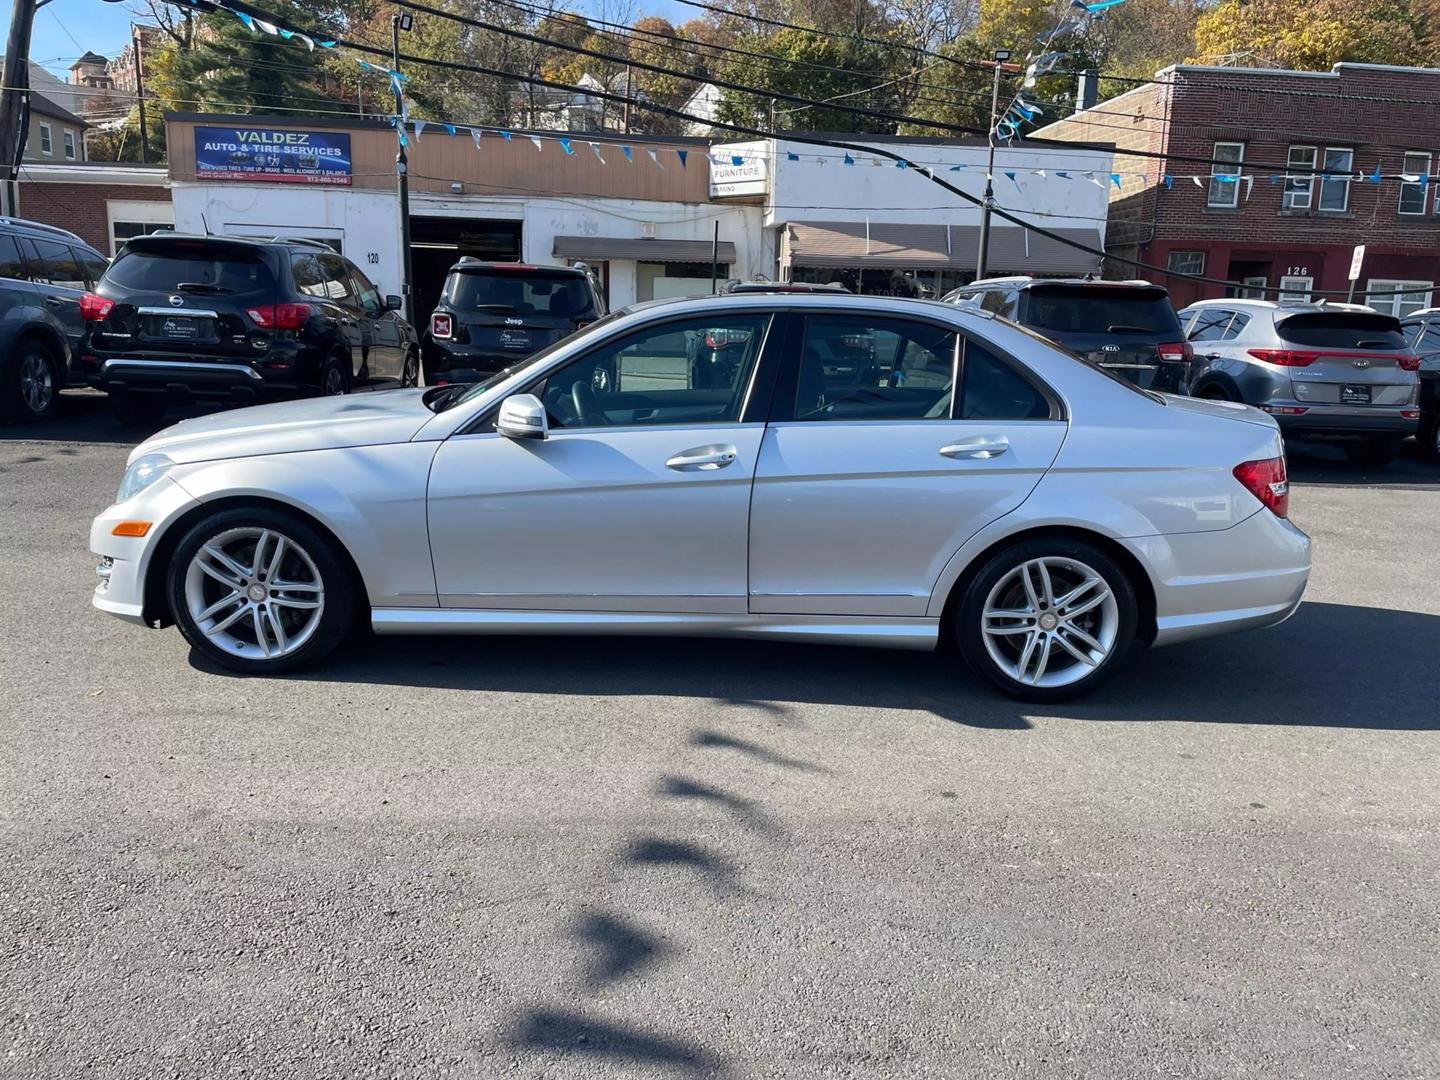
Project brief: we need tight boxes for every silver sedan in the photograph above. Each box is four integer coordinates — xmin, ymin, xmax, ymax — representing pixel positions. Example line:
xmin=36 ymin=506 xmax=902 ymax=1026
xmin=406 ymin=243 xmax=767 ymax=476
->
xmin=91 ymin=294 xmax=1311 ymax=701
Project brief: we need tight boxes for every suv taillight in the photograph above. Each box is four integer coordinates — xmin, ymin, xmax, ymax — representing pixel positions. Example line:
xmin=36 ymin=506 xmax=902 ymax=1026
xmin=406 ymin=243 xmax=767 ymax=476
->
xmin=1397 ymin=354 xmax=1421 ymax=371
xmin=431 ymin=313 xmax=453 ymax=339
xmin=80 ymin=292 xmax=114 ymax=321
xmin=1233 ymin=456 xmax=1289 ymax=518
xmin=1158 ymin=341 xmax=1192 ymax=363
xmin=1247 ymin=347 xmax=1319 ymax=367
xmin=246 ymin=303 xmax=310 ymax=330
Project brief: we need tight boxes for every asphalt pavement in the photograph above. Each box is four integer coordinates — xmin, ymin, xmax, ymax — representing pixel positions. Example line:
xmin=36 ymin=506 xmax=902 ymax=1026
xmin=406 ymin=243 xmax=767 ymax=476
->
xmin=1 ymin=392 xmax=1437 ymax=1079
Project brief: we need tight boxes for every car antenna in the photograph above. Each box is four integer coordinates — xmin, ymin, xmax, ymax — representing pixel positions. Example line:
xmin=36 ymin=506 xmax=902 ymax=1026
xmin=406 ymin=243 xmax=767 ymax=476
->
xmin=200 ymin=212 xmax=212 ymax=236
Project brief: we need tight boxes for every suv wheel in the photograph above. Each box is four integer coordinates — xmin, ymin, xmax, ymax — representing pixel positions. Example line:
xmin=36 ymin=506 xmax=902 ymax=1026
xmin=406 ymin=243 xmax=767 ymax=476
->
xmin=320 ymin=357 xmax=349 ymax=396
xmin=401 ymin=349 xmax=419 ymax=388
xmin=1344 ymin=439 xmax=1402 ymax=468
xmin=2 ymin=339 xmax=60 ymax=422
xmin=168 ymin=507 xmax=355 ymax=675
xmin=956 ymin=538 xmax=1139 ymax=703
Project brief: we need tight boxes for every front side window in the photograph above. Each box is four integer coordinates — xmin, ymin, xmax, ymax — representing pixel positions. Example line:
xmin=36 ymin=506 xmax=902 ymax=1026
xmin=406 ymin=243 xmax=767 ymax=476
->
xmin=958 ymin=339 xmax=1051 ymax=420
xmin=319 ymin=255 xmax=357 ymax=304
xmin=538 ymin=312 xmax=771 ymax=429
xmin=1283 ymin=146 xmax=1316 ymax=210
xmin=1318 ymin=148 xmax=1353 ymax=212
xmin=1365 ymin=279 xmax=1433 ymax=319
xmin=1167 ymin=250 xmax=1204 ymax=276
xmin=1399 ymin=152 xmax=1431 ymax=215
xmin=1208 ymin=142 xmax=1244 ymax=208
xmin=38 ymin=123 xmax=52 ymax=156
xmin=349 ymin=264 xmax=382 ymax=312
xmin=790 ymin=314 xmax=956 ymax=421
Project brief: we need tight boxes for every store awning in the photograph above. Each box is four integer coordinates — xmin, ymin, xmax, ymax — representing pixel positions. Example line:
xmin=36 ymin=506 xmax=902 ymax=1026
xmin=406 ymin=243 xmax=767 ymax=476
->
xmin=784 ymin=221 xmax=1103 ymax=275
xmin=553 ymin=236 xmax=738 ymax=262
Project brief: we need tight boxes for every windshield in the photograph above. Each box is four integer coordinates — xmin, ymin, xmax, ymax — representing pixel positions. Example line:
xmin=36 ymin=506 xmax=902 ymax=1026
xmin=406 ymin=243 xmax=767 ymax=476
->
xmin=1276 ymin=312 xmax=1407 ymax=350
xmin=445 ymin=269 xmax=593 ymax=316
xmin=1026 ymin=287 xmax=1181 ymax=336
xmin=106 ymin=243 xmax=275 ymax=295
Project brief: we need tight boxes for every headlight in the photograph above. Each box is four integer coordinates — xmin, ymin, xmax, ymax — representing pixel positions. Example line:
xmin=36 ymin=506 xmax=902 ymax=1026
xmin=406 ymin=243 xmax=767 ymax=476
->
xmin=116 ymin=453 xmax=174 ymax=503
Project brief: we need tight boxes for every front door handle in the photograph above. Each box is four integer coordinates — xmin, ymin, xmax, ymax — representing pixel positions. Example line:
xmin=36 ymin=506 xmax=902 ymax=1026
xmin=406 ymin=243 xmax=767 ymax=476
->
xmin=940 ymin=435 xmax=1010 ymax=460
xmin=666 ymin=444 xmax=737 ymax=471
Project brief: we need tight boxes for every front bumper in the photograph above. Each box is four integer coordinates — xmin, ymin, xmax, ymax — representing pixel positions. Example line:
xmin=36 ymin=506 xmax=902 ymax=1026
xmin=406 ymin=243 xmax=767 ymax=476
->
xmin=90 ymin=474 xmax=201 ymax=627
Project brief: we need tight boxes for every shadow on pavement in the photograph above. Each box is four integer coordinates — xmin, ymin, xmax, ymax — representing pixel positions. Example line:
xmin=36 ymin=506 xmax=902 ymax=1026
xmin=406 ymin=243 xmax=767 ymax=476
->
xmin=281 ymin=600 xmax=1439 ymax=732
xmin=506 ymin=1008 xmax=725 ymax=1076
xmin=0 ymin=390 xmax=221 ymax=446
xmin=1287 ymin=439 xmax=1439 ymax=488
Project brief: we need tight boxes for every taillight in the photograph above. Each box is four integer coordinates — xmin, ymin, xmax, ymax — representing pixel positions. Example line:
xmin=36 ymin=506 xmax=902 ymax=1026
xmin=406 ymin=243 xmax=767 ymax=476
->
xmin=1397 ymin=354 xmax=1420 ymax=371
xmin=1233 ymin=456 xmax=1289 ymax=518
xmin=431 ymin=313 xmax=453 ymax=339
xmin=79 ymin=292 xmax=114 ymax=321
xmin=1247 ymin=348 xmax=1319 ymax=367
xmin=245 ymin=303 xmax=310 ymax=330
xmin=1158 ymin=341 xmax=1192 ymax=363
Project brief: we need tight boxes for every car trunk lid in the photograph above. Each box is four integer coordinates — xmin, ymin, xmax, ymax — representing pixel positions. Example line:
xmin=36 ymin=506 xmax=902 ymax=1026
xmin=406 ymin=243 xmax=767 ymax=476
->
xmin=1025 ymin=283 xmax=1189 ymax=392
xmin=1270 ymin=311 xmax=1417 ymax=406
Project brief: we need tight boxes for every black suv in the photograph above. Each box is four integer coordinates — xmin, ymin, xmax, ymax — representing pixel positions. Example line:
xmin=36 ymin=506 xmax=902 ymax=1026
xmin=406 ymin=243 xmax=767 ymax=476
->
xmin=943 ymin=276 xmax=1191 ymax=393
xmin=0 ymin=216 xmax=109 ymax=422
xmin=1400 ymin=308 xmax=1440 ymax=460
xmin=79 ymin=234 xmax=419 ymax=424
xmin=424 ymin=260 xmax=604 ymax=384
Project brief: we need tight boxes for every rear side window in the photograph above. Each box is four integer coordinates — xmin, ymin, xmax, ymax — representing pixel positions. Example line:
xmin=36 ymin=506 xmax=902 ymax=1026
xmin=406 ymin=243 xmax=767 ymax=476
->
xmin=27 ymin=238 xmax=85 ymax=289
xmin=445 ymin=270 xmax=594 ymax=319
xmin=1276 ymin=313 xmax=1408 ymax=350
xmin=1025 ymin=286 xmax=1181 ymax=336
xmin=958 ymin=340 xmax=1051 ymax=420
xmin=106 ymin=243 xmax=276 ymax=295
xmin=791 ymin=314 xmax=956 ymax=421
xmin=1223 ymin=312 xmax=1251 ymax=339
xmin=77 ymin=249 xmax=108 ymax=287
xmin=0 ymin=234 xmax=26 ymax=280
xmin=1187 ymin=309 xmax=1234 ymax=342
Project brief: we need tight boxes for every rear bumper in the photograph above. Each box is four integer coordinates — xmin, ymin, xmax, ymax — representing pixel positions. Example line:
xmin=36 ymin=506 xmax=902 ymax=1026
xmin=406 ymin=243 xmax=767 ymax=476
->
xmin=1120 ymin=510 xmax=1311 ymax=647
xmin=96 ymin=358 xmax=299 ymax=400
xmin=1273 ymin=406 xmax=1418 ymax=440
xmin=421 ymin=344 xmax=513 ymax=383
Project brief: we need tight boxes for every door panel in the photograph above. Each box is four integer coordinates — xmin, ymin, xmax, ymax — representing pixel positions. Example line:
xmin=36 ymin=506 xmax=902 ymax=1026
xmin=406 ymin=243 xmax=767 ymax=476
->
xmin=748 ymin=420 xmax=1066 ymax=615
xmin=428 ymin=425 xmax=765 ymax=611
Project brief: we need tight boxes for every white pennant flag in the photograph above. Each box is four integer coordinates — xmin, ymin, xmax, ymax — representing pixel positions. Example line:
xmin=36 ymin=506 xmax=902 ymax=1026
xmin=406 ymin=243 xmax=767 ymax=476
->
xmin=1191 ymin=176 xmax=1205 ymax=189
xmin=294 ymin=32 xmax=315 ymax=50
xmin=590 ymin=142 xmax=605 ymax=163
xmin=471 ymin=129 xmax=482 ymax=150
xmin=646 ymin=148 xmax=663 ymax=169
xmin=255 ymin=18 xmax=280 ymax=35
xmin=413 ymin=120 xmax=426 ymax=139
xmin=530 ymin=135 xmax=543 ymax=152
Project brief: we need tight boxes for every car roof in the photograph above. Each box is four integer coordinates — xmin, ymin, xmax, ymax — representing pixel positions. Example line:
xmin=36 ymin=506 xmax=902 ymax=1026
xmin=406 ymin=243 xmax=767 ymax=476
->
xmin=447 ymin=259 xmax=588 ymax=276
xmin=615 ymin=292 xmax=994 ymax=321
xmin=963 ymin=275 xmax=1162 ymax=291
xmin=0 ymin=215 xmax=92 ymax=247
xmin=1401 ymin=307 xmax=1440 ymax=322
xmin=123 ymin=232 xmax=333 ymax=253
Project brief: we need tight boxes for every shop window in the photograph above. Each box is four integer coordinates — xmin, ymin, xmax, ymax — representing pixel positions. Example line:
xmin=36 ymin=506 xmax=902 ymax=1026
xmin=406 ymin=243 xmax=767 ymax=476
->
xmin=1278 ymin=275 xmax=1313 ymax=301
xmin=1166 ymin=250 xmax=1205 ymax=276
xmin=637 ymin=261 xmax=729 ymax=303
xmin=1365 ymin=280 xmax=1433 ymax=319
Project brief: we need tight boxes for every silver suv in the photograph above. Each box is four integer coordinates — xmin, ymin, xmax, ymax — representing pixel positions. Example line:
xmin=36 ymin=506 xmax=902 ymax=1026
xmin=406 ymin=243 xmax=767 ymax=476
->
xmin=1177 ymin=299 xmax=1420 ymax=467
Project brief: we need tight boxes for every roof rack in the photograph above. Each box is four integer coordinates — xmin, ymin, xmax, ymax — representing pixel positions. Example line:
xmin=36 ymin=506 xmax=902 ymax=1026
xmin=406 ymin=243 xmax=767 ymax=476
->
xmin=0 ymin=215 xmax=86 ymax=243
xmin=270 ymin=236 xmax=335 ymax=249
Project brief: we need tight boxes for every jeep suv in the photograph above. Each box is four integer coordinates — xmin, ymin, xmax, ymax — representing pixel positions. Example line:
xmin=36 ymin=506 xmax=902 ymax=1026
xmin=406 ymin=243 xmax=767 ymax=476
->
xmin=79 ymin=234 xmax=419 ymax=424
xmin=424 ymin=261 xmax=605 ymax=385
xmin=1178 ymin=299 xmax=1419 ymax=467
xmin=942 ymin=277 xmax=1191 ymax=393
xmin=0 ymin=216 xmax=109 ymax=422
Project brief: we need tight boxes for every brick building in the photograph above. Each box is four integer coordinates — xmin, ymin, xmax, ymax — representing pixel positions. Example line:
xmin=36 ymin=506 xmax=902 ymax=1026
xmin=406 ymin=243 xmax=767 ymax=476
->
xmin=15 ymin=162 xmax=171 ymax=254
xmin=1035 ymin=63 xmax=1440 ymax=316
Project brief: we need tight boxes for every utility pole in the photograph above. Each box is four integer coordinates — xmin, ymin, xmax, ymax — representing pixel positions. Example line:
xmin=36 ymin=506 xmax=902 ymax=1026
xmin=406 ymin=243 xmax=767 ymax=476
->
xmin=132 ymin=24 xmax=150 ymax=164
xmin=392 ymin=12 xmax=414 ymax=327
xmin=623 ymin=65 xmax=632 ymax=134
xmin=0 ymin=0 xmax=39 ymax=216
xmin=975 ymin=48 xmax=1010 ymax=281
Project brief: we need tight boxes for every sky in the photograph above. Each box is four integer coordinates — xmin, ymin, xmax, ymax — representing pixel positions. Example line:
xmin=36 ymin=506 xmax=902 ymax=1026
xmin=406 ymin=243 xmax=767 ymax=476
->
xmin=3 ymin=0 xmax=692 ymax=81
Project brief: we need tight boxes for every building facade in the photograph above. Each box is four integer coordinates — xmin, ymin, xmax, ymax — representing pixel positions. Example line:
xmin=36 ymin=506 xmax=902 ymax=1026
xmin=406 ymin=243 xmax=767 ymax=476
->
xmin=22 ymin=94 xmax=88 ymax=164
xmin=15 ymin=162 xmax=171 ymax=253
xmin=1035 ymin=62 xmax=1440 ymax=316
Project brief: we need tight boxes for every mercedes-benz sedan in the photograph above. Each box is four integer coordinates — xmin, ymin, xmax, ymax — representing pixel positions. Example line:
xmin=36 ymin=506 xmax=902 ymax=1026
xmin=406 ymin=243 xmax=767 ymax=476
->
xmin=91 ymin=294 xmax=1311 ymax=702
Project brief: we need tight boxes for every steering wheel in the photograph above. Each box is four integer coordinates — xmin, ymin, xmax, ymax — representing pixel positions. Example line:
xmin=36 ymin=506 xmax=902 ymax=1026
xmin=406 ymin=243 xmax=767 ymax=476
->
xmin=571 ymin=379 xmax=609 ymax=426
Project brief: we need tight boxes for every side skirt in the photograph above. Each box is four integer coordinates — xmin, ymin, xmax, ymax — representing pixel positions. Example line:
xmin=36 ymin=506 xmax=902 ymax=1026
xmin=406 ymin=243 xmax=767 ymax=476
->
xmin=371 ymin=608 xmax=940 ymax=651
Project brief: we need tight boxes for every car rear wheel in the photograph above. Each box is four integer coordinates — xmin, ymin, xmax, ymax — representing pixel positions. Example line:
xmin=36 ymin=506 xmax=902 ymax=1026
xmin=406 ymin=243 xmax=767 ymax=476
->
xmin=2 ymin=339 xmax=60 ymax=422
xmin=1196 ymin=384 xmax=1237 ymax=402
xmin=1344 ymin=439 xmax=1402 ymax=468
xmin=320 ymin=357 xmax=349 ymax=396
xmin=956 ymin=538 xmax=1139 ymax=703
xmin=167 ymin=507 xmax=355 ymax=675
xmin=401 ymin=349 xmax=420 ymax=388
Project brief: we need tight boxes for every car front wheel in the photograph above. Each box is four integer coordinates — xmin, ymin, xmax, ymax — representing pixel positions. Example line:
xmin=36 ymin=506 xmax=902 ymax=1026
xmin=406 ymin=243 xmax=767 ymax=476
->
xmin=167 ymin=507 xmax=355 ymax=674
xmin=2 ymin=339 xmax=60 ymax=422
xmin=957 ymin=538 xmax=1139 ymax=702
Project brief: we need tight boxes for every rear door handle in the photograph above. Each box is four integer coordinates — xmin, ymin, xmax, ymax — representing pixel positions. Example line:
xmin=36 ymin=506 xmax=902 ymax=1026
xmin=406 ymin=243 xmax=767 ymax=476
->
xmin=940 ymin=436 xmax=1010 ymax=460
xmin=44 ymin=296 xmax=65 ymax=307
xmin=666 ymin=444 xmax=738 ymax=471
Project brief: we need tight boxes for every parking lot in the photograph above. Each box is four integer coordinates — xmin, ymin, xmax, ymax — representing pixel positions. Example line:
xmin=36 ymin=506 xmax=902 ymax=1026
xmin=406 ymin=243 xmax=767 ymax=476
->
xmin=2 ymin=392 xmax=1437 ymax=1079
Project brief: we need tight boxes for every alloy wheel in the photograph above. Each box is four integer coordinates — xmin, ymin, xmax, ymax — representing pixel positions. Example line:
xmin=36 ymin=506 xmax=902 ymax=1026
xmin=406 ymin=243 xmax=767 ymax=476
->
xmin=19 ymin=351 xmax=54 ymax=415
xmin=183 ymin=526 xmax=326 ymax=661
xmin=323 ymin=367 xmax=346 ymax=395
xmin=981 ymin=556 xmax=1120 ymax=689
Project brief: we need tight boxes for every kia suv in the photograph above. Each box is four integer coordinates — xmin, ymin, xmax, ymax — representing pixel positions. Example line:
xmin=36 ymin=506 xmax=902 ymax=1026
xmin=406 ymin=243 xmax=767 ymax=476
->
xmin=942 ymin=277 xmax=1192 ymax=393
xmin=1178 ymin=299 xmax=1419 ymax=467
xmin=0 ymin=216 xmax=109 ymax=422
xmin=423 ymin=261 xmax=605 ymax=385
xmin=1399 ymin=308 xmax=1440 ymax=461
xmin=79 ymin=234 xmax=419 ymax=425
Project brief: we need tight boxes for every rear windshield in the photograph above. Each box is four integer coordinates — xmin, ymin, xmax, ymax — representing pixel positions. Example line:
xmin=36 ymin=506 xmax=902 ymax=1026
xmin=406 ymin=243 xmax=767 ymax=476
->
xmin=105 ymin=242 xmax=275 ymax=295
xmin=445 ymin=269 xmax=593 ymax=317
xmin=1276 ymin=312 xmax=1408 ymax=350
xmin=1026 ymin=286 xmax=1181 ymax=336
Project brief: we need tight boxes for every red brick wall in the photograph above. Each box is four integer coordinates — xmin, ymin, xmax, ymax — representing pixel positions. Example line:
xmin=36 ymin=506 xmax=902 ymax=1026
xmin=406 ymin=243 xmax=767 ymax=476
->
xmin=15 ymin=181 xmax=171 ymax=252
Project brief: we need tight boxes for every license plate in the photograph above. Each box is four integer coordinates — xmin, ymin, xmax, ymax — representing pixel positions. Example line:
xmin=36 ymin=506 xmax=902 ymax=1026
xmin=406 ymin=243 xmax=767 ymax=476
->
xmin=1341 ymin=384 xmax=1371 ymax=404
xmin=498 ymin=329 xmax=532 ymax=351
xmin=156 ymin=317 xmax=202 ymax=341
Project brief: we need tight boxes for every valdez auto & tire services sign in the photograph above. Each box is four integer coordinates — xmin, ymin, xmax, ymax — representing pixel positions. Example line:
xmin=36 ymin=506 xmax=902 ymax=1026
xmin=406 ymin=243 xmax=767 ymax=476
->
xmin=195 ymin=126 xmax=353 ymax=186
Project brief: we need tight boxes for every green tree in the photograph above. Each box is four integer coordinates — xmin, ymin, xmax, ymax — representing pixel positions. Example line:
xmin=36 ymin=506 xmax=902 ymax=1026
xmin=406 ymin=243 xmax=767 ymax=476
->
xmin=1189 ymin=0 xmax=1430 ymax=69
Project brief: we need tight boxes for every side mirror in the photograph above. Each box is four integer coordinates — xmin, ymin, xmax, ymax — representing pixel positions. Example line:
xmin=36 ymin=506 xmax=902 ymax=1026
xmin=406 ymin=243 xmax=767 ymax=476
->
xmin=496 ymin=393 xmax=548 ymax=440
xmin=385 ymin=294 xmax=403 ymax=311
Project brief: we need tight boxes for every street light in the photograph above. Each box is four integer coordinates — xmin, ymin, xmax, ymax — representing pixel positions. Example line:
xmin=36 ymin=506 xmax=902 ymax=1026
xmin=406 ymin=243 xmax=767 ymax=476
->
xmin=393 ymin=12 xmax=415 ymax=327
xmin=976 ymin=48 xmax=1011 ymax=281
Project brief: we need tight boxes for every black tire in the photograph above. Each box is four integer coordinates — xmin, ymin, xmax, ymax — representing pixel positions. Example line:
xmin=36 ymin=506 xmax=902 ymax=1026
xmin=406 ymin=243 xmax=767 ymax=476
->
xmin=1344 ymin=439 xmax=1402 ymax=468
xmin=110 ymin=390 xmax=167 ymax=428
xmin=1418 ymin=410 xmax=1440 ymax=464
xmin=1 ymin=337 xmax=61 ymax=423
xmin=955 ymin=537 xmax=1141 ymax=703
xmin=320 ymin=355 xmax=350 ymax=396
xmin=166 ymin=506 xmax=357 ymax=675
xmin=1196 ymin=384 xmax=1237 ymax=402
xmin=401 ymin=349 xmax=420 ymax=388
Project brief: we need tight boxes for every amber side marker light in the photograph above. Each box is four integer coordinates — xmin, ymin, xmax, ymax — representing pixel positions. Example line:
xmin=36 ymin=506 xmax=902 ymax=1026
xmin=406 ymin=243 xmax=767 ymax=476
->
xmin=111 ymin=521 xmax=152 ymax=537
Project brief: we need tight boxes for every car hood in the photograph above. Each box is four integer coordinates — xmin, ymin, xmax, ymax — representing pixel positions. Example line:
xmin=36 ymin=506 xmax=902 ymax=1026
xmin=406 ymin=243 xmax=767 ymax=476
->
xmin=131 ymin=390 xmax=435 ymax=465
xmin=1158 ymin=393 xmax=1278 ymax=428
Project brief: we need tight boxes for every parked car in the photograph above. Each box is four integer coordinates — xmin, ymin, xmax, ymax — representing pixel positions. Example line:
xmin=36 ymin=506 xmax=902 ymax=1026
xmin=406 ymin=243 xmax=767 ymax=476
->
xmin=78 ymin=234 xmax=418 ymax=425
xmin=90 ymin=293 xmax=1309 ymax=702
xmin=942 ymin=277 xmax=1191 ymax=393
xmin=1177 ymin=299 xmax=1420 ymax=466
xmin=424 ymin=260 xmax=605 ymax=385
xmin=0 ymin=216 xmax=108 ymax=422
xmin=1399 ymin=308 xmax=1440 ymax=461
